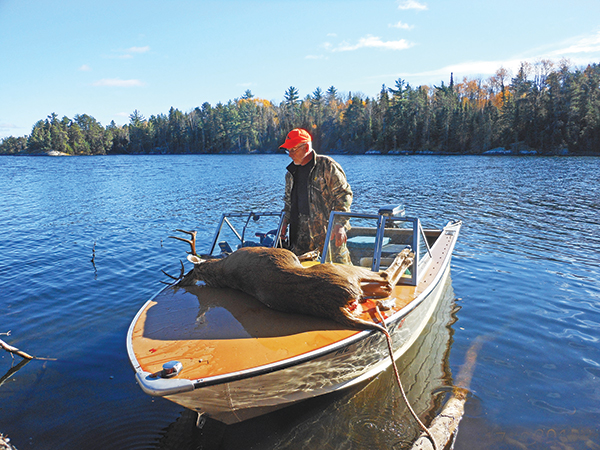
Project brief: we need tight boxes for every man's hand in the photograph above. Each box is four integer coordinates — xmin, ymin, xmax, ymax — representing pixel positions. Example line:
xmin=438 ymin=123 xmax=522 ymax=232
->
xmin=280 ymin=218 xmax=288 ymax=238
xmin=332 ymin=224 xmax=347 ymax=247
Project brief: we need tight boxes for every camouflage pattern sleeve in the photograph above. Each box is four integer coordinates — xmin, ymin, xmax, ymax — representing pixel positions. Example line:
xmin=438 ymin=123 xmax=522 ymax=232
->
xmin=283 ymin=171 xmax=293 ymax=221
xmin=323 ymin=157 xmax=353 ymax=213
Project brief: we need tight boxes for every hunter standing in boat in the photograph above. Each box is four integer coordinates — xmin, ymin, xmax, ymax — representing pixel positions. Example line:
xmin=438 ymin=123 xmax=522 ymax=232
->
xmin=279 ymin=128 xmax=352 ymax=263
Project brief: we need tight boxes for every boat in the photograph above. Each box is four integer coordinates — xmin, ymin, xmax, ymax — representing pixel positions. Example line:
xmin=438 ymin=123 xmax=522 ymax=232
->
xmin=157 ymin=276 xmax=457 ymax=449
xmin=126 ymin=205 xmax=462 ymax=425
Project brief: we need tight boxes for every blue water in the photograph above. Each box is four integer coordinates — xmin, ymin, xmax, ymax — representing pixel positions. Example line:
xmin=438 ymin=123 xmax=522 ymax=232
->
xmin=1 ymin=154 xmax=599 ymax=449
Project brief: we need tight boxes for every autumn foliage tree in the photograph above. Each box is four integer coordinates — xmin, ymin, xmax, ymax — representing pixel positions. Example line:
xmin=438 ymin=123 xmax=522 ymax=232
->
xmin=2 ymin=59 xmax=599 ymax=156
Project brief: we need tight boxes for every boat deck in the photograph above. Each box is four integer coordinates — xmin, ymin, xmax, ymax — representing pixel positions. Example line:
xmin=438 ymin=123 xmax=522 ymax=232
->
xmin=130 ymin=282 xmax=418 ymax=381
xmin=129 ymin=226 xmax=457 ymax=382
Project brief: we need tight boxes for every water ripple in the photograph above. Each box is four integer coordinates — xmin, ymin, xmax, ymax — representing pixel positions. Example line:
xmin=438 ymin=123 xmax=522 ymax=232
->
xmin=2 ymin=155 xmax=600 ymax=448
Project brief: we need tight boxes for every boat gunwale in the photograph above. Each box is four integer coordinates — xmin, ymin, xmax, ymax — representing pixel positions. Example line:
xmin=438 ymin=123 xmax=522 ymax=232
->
xmin=126 ymin=287 xmax=167 ymax=374
xmin=127 ymin=220 xmax=461 ymax=394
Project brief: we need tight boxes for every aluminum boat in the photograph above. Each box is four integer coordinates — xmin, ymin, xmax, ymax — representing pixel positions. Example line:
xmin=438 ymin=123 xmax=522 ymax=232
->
xmin=126 ymin=206 xmax=462 ymax=424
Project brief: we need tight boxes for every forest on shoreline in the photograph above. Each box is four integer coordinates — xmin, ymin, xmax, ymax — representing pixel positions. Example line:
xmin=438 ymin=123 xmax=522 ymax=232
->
xmin=1 ymin=59 xmax=599 ymax=157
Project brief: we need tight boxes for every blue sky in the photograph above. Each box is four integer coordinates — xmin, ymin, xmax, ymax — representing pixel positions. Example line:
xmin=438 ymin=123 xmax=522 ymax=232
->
xmin=2 ymin=0 xmax=600 ymax=139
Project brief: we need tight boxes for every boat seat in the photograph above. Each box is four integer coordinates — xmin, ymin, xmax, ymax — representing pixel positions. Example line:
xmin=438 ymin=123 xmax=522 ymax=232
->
xmin=347 ymin=236 xmax=390 ymax=249
xmin=359 ymin=252 xmax=413 ymax=276
xmin=238 ymin=241 xmax=261 ymax=249
xmin=359 ymin=257 xmax=397 ymax=268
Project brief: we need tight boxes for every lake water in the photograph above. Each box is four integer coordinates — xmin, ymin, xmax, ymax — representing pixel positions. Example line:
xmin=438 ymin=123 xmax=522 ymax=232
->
xmin=0 ymin=154 xmax=599 ymax=449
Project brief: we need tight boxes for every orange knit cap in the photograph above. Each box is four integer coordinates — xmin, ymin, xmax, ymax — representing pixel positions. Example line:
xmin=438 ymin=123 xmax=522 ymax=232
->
xmin=280 ymin=128 xmax=312 ymax=149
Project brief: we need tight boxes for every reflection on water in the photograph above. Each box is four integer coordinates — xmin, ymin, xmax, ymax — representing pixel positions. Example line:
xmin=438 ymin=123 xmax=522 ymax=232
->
xmin=1 ymin=155 xmax=599 ymax=449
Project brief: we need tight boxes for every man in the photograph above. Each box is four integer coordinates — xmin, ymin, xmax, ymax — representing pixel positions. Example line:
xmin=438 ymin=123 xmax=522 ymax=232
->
xmin=279 ymin=128 xmax=353 ymax=263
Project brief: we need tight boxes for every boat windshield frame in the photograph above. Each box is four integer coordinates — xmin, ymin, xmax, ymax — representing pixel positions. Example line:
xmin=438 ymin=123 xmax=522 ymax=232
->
xmin=321 ymin=208 xmax=431 ymax=286
xmin=207 ymin=211 xmax=285 ymax=256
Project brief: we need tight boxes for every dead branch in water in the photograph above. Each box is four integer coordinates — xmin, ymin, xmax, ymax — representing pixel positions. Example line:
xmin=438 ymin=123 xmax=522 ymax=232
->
xmin=0 ymin=338 xmax=33 ymax=360
xmin=0 ymin=335 xmax=56 ymax=361
xmin=91 ymin=240 xmax=97 ymax=271
xmin=411 ymin=335 xmax=486 ymax=450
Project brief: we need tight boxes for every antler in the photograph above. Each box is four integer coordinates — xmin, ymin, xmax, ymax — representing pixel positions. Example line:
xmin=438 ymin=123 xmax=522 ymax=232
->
xmin=162 ymin=229 xmax=197 ymax=285
xmin=161 ymin=260 xmax=186 ymax=285
xmin=169 ymin=229 xmax=197 ymax=255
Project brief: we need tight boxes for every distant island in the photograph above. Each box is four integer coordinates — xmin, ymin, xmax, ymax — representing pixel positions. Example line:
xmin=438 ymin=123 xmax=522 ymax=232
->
xmin=2 ymin=60 xmax=599 ymax=157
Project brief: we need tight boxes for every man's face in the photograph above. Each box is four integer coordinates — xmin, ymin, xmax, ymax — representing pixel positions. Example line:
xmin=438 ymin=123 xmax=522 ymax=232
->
xmin=287 ymin=142 xmax=311 ymax=165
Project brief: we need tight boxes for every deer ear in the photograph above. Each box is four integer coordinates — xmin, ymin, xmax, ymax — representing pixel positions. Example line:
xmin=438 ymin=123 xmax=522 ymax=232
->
xmin=187 ymin=254 xmax=204 ymax=265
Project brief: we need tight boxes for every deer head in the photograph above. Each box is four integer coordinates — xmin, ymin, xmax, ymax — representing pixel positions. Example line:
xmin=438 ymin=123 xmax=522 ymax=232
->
xmin=161 ymin=229 xmax=199 ymax=285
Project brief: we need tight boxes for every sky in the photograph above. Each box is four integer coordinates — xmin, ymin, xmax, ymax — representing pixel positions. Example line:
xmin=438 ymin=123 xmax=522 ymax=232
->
xmin=2 ymin=0 xmax=600 ymax=139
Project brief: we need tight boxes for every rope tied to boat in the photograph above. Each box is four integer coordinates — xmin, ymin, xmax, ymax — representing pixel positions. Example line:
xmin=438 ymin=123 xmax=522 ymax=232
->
xmin=374 ymin=304 xmax=438 ymax=450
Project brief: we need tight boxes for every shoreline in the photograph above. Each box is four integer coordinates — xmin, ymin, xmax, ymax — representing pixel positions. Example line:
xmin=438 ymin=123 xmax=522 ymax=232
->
xmin=0 ymin=148 xmax=588 ymax=157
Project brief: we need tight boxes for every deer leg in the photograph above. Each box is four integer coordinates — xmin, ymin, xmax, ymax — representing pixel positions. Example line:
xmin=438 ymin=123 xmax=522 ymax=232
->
xmin=169 ymin=229 xmax=197 ymax=255
xmin=380 ymin=248 xmax=410 ymax=280
xmin=359 ymin=248 xmax=413 ymax=298
xmin=384 ymin=251 xmax=414 ymax=288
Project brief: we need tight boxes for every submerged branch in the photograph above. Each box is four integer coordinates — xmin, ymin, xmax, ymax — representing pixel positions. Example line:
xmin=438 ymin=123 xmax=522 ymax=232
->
xmin=411 ymin=335 xmax=486 ymax=450
xmin=0 ymin=337 xmax=56 ymax=362
xmin=0 ymin=358 xmax=31 ymax=388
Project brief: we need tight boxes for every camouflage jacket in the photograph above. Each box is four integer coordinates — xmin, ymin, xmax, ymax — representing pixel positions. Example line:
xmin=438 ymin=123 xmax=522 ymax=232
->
xmin=283 ymin=151 xmax=353 ymax=253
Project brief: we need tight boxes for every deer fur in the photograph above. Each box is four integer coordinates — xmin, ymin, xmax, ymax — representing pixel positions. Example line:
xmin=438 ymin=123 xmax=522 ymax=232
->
xmin=177 ymin=246 xmax=413 ymax=332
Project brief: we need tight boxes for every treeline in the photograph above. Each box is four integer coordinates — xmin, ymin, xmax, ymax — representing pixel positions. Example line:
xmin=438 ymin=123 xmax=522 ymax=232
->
xmin=2 ymin=60 xmax=599 ymax=156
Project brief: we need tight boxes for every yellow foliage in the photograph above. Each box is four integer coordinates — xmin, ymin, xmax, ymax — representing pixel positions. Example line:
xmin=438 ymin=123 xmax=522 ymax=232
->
xmin=237 ymin=98 xmax=273 ymax=108
xmin=455 ymin=77 xmax=489 ymax=110
xmin=491 ymin=91 xmax=512 ymax=109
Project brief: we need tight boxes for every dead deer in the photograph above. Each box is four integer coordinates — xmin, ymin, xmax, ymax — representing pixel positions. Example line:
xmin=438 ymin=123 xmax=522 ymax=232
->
xmin=170 ymin=236 xmax=413 ymax=332
xmin=165 ymin=230 xmax=436 ymax=448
